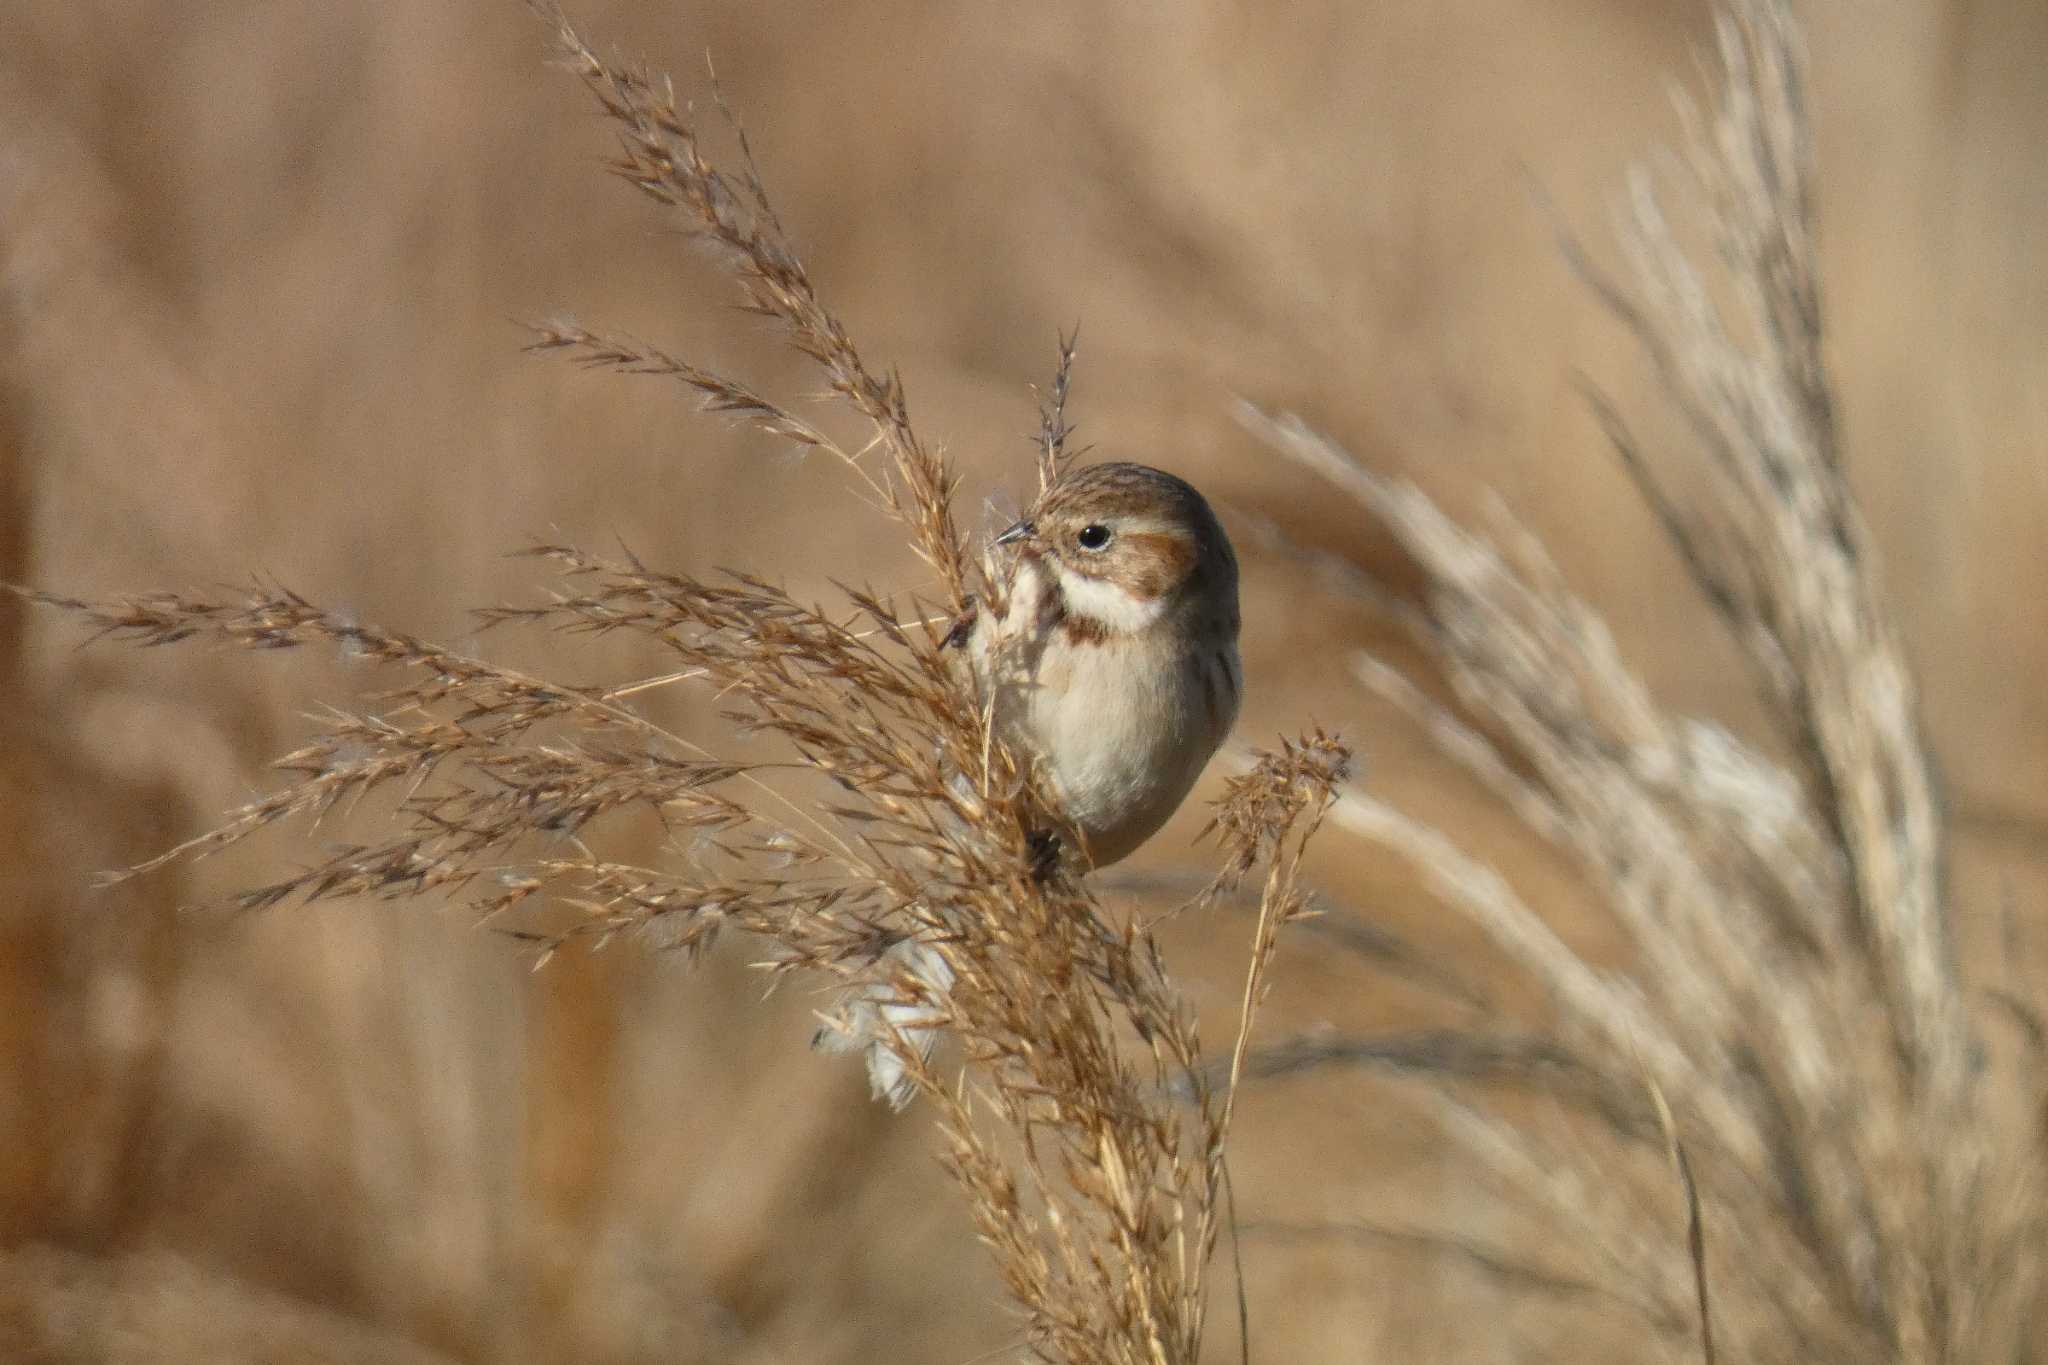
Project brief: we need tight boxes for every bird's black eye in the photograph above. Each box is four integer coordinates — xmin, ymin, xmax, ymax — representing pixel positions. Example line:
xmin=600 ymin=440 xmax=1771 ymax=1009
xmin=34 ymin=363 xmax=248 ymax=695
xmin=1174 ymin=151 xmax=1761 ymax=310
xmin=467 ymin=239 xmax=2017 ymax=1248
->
xmin=1076 ymin=524 xmax=1112 ymax=550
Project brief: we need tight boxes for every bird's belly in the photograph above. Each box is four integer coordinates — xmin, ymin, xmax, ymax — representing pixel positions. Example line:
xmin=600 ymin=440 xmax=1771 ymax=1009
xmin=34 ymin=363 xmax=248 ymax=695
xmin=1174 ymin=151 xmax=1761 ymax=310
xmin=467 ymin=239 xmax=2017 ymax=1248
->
xmin=1016 ymin=639 xmax=1228 ymax=867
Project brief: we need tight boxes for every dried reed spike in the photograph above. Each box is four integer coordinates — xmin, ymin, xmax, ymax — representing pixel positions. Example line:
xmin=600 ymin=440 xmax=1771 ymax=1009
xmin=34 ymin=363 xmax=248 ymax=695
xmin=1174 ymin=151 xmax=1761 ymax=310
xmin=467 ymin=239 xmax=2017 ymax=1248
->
xmin=1036 ymin=326 xmax=1082 ymax=493
xmin=528 ymin=0 xmax=972 ymax=609
xmin=1235 ymin=1 xmax=2039 ymax=1360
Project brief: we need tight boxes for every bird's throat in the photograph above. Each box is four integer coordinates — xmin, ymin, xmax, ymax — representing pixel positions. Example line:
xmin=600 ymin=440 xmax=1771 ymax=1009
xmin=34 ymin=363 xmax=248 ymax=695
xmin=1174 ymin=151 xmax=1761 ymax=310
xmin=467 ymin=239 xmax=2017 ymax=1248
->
xmin=1050 ymin=569 xmax=1166 ymax=638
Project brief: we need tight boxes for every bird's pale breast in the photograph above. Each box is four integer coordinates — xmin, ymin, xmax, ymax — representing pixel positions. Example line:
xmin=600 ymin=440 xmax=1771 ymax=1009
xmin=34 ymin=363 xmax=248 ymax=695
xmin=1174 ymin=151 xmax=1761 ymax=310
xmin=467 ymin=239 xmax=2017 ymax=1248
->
xmin=974 ymin=557 xmax=1239 ymax=867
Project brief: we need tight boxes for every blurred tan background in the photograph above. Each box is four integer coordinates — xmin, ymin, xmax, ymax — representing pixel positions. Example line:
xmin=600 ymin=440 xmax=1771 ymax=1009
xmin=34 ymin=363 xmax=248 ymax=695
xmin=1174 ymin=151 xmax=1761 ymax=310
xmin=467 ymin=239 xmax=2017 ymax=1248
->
xmin=0 ymin=1 xmax=2042 ymax=1360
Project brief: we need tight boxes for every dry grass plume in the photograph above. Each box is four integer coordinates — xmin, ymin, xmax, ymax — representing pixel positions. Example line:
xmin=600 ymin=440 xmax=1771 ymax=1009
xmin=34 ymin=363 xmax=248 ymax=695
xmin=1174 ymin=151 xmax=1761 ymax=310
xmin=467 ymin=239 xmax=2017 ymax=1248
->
xmin=1239 ymin=1 xmax=2044 ymax=1360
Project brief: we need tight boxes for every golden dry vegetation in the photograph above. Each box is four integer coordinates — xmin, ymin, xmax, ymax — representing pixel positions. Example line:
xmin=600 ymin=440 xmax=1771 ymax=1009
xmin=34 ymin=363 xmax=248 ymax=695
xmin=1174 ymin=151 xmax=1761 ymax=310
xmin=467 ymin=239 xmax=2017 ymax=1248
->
xmin=1 ymin=1 xmax=2044 ymax=1362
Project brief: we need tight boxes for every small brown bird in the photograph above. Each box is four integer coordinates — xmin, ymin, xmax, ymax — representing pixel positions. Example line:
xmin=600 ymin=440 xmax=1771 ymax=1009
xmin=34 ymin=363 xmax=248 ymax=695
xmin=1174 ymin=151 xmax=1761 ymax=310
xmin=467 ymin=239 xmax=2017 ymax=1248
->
xmin=817 ymin=462 xmax=1241 ymax=1105
xmin=965 ymin=461 xmax=1242 ymax=867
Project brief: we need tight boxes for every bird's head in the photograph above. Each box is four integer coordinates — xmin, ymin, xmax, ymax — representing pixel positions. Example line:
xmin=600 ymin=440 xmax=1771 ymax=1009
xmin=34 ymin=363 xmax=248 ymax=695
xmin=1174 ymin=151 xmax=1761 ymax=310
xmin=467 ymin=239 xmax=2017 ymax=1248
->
xmin=995 ymin=462 xmax=1238 ymax=640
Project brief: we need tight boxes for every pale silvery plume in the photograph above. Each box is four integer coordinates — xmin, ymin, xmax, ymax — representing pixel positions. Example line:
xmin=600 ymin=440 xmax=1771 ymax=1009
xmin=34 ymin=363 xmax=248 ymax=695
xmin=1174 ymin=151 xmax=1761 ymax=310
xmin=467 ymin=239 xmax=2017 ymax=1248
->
xmin=815 ymin=461 xmax=1243 ymax=1106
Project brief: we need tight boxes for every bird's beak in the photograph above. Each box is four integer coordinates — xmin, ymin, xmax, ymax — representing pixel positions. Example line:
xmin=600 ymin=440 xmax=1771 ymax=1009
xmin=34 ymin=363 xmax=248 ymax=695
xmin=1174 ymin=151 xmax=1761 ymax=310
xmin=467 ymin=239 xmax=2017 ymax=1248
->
xmin=993 ymin=519 xmax=1037 ymax=548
